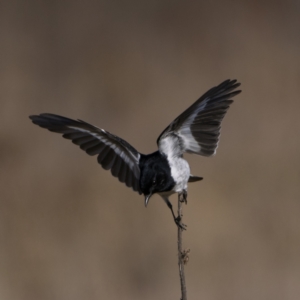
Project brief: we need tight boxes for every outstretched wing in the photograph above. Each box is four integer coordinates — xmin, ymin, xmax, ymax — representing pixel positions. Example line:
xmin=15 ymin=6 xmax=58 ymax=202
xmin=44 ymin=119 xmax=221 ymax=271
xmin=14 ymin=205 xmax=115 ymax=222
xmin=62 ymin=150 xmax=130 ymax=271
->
xmin=157 ymin=79 xmax=241 ymax=157
xmin=29 ymin=113 xmax=141 ymax=193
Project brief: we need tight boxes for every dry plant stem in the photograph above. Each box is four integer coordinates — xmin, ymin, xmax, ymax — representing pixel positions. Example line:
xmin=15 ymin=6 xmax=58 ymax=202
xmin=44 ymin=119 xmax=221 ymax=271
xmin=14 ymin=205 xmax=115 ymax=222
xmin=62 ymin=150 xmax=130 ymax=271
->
xmin=177 ymin=195 xmax=187 ymax=300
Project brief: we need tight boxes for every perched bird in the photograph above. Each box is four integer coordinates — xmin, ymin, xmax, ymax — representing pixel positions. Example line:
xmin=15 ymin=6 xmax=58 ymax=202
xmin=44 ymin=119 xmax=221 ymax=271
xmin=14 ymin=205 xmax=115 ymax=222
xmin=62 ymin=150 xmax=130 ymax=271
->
xmin=29 ymin=79 xmax=241 ymax=229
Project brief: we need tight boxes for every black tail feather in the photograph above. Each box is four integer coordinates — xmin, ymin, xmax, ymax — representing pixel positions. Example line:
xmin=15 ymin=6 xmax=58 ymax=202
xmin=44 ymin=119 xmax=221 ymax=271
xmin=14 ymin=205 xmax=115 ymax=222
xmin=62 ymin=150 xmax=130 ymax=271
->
xmin=188 ymin=175 xmax=203 ymax=183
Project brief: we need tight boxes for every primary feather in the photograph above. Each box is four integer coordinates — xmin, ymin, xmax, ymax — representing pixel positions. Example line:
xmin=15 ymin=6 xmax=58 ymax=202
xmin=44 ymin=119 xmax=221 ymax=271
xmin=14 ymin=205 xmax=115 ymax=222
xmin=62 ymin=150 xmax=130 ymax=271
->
xmin=29 ymin=114 xmax=141 ymax=193
xmin=157 ymin=79 xmax=241 ymax=157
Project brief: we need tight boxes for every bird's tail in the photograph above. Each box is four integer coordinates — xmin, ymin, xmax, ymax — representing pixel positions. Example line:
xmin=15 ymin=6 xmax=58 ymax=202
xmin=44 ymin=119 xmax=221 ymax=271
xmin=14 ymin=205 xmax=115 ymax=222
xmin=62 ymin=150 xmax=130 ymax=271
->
xmin=188 ymin=175 xmax=203 ymax=182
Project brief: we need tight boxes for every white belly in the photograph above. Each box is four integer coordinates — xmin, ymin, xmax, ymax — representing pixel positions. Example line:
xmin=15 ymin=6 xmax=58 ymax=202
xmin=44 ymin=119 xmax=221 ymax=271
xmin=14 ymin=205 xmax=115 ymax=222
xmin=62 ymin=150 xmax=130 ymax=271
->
xmin=168 ymin=157 xmax=190 ymax=192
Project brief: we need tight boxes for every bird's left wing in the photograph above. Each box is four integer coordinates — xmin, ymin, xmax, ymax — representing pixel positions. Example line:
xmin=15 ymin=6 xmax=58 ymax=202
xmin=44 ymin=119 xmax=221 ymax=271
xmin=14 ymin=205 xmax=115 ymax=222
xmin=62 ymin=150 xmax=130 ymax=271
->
xmin=157 ymin=79 xmax=241 ymax=157
xmin=30 ymin=113 xmax=141 ymax=193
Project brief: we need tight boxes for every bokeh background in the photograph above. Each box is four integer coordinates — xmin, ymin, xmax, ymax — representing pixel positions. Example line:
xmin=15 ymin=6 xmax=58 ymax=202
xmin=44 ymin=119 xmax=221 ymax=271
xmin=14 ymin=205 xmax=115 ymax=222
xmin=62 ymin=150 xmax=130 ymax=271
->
xmin=1 ymin=1 xmax=300 ymax=299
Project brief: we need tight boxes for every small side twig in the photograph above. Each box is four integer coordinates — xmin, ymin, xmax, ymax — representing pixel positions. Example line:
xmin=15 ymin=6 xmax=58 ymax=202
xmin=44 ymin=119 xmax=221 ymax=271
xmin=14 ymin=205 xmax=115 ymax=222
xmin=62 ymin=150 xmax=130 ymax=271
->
xmin=177 ymin=195 xmax=187 ymax=300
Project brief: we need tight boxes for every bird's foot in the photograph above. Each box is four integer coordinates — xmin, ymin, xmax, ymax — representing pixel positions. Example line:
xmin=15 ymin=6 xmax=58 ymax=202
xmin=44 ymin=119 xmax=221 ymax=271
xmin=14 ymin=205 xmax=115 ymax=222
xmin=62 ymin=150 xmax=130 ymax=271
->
xmin=179 ymin=190 xmax=188 ymax=204
xmin=175 ymin=215 xmax=187 ymax=230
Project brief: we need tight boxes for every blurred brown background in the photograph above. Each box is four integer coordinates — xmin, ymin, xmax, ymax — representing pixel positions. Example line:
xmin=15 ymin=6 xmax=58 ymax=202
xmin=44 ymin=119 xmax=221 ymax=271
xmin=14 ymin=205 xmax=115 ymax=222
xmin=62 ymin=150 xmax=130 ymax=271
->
xmin=1 ymin=1 xmax=300 ymax=299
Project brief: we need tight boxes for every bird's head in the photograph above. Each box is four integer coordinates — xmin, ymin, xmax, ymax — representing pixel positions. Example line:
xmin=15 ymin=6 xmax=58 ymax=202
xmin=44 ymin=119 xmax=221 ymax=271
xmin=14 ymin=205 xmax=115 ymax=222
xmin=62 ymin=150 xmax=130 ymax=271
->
xmin=139 ymin=166 xmax=174 ymax=207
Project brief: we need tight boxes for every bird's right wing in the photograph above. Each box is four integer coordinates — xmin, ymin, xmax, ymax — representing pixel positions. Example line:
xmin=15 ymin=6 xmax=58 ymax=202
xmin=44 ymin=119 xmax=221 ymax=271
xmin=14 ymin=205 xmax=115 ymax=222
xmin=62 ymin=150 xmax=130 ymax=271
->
xmin=29 ymin=113 xmax=141 ymax=193
xmin=157 ymin=79 xmax=241 ymax=157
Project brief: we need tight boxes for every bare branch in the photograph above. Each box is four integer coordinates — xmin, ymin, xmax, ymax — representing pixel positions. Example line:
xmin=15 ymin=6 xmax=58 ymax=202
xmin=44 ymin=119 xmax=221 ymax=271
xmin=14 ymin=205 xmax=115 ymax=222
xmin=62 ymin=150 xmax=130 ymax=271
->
xmin=177 ymin=194 xmax=187 ymax=300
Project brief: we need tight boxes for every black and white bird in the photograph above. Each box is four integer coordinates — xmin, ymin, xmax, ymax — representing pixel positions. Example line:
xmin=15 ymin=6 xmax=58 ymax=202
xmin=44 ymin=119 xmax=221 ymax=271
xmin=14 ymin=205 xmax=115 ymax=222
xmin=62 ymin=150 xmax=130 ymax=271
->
xmin=30 ymin=79 xmax=241 ymax=229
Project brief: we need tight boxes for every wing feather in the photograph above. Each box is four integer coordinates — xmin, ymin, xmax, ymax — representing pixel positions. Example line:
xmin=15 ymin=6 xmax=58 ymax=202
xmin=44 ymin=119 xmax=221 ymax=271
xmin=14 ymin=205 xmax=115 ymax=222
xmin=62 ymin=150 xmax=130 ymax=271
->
xmin=157 ymin=79 xmax=241 ymax=157
xmin=29 ymin=113 xmax=141 ymax=193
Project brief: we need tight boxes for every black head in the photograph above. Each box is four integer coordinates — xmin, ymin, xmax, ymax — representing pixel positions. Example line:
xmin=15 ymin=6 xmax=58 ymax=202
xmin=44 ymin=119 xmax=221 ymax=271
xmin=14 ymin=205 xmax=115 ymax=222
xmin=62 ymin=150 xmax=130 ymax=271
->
xmin=139 ymin=152 xmax=175 ymax=206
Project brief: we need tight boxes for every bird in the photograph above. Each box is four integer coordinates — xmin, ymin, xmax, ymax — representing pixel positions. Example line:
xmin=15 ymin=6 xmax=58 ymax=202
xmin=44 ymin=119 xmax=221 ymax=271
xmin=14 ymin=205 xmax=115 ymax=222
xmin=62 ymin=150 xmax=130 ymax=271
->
xmin=29 ymin=79 xmax=241 ymax=229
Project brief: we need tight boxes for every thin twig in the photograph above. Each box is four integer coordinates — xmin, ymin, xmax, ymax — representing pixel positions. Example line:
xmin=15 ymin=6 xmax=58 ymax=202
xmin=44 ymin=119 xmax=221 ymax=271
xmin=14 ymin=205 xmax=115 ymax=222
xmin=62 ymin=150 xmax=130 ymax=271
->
xmin=177 ymin=195 xmax=187 ymax=300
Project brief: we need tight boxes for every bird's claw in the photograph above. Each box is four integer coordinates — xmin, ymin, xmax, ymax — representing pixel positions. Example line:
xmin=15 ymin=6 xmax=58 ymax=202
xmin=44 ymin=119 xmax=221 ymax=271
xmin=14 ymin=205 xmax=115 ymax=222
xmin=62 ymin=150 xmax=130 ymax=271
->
xmin=179 ymin=190 xmax=188 ymax=204
xmin=175 ymin=215 xmax=187 ymax=230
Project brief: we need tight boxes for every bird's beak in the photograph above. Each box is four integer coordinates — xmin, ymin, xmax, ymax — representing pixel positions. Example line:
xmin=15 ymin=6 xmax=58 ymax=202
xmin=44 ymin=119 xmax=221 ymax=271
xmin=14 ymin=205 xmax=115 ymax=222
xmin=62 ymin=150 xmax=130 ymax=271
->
xmin=144 ymin=193 xmax=152 ymax=207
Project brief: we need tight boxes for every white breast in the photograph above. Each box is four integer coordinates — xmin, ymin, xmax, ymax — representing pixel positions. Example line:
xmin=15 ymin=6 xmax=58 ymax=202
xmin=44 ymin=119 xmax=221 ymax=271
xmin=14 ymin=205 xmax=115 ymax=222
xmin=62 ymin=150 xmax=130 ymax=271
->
xmin=158 ymin=134 xmax=190 ymax=193
xmin=168 ymin=156 xmax=190 ymax=192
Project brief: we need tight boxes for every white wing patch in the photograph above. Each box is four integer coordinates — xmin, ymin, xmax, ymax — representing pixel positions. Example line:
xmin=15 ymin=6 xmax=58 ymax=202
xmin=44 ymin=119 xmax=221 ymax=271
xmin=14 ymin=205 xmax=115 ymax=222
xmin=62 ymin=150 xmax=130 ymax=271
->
xmin=178 ymin=126 xmax=201 ymax=153
xmin=158 ymin=135 xmax=181 ymax=158
xmin=158 ymin=98 xmax=209 ymax=158
xmin=176 ymin=99 xmax=209 ymax=154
